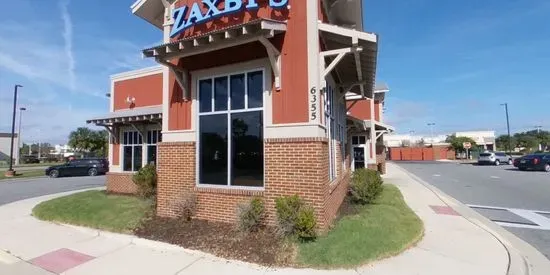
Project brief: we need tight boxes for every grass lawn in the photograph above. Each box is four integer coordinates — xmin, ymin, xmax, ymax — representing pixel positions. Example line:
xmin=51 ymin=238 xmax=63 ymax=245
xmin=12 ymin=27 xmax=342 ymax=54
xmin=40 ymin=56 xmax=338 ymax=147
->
xmin=0 ymin=169 xmax=45 ymax=180
xmin=297 ymin=184 xmax=424 ymax=268
xmin=33 ymin=190 xmax=153 ymax=233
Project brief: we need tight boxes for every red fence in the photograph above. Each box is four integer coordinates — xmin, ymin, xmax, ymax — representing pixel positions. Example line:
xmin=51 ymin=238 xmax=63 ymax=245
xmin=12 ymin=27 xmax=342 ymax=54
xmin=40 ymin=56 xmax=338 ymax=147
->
xmin=389 ymin=146 xmax=455 ymax=161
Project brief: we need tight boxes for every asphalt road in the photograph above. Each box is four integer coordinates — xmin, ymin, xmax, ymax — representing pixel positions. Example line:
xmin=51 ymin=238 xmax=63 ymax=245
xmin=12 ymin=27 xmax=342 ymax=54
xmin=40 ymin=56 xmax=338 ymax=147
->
xmin=396 ymin=161 xmax=550 ymax=260
xmin=0 ymin=176 xmax=105 ymax=205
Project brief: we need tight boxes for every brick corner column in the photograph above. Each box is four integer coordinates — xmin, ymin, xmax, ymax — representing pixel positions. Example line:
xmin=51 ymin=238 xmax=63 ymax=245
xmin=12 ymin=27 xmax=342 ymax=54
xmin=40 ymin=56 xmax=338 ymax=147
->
xmin=156 ymin=141 xmax=196 ymax=218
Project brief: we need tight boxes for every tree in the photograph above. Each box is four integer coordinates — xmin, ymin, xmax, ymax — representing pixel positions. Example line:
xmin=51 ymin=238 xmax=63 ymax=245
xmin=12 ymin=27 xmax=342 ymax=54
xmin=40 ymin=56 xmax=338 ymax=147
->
xmin=496 ymin=135 xmax=517 ymax=152
xmin=446 ymin=135 xmax=477 ymax=152
xmin=68 ymin=127 xmax=108 ymax=157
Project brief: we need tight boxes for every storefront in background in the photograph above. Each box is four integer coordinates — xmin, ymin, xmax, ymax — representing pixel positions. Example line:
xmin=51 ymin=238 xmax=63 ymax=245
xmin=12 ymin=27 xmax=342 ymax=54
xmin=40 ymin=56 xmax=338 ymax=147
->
xmin=87 ymin=0 xmax=391 ymax=230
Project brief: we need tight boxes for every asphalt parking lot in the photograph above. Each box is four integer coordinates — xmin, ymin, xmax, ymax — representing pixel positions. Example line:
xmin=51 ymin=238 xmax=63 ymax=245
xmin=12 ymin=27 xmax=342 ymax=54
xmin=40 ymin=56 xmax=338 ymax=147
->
xmin=0 ymin=176 xmax=105 ymax=206
xmin=396 ymin=161 xmax=550 ymax=260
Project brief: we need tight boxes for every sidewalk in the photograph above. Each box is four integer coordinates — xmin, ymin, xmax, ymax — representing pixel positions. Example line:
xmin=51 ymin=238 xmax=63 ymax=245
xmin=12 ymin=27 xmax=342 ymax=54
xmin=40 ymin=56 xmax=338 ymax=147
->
xmin=0 ymin=163 xmax=536 ymax=275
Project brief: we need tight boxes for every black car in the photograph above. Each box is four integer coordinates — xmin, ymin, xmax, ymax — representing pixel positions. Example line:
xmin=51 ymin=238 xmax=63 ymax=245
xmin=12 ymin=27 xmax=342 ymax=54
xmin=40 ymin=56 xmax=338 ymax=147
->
xmin=21 ymin=155 xmax=40 ymax=164
xmin=515 ymin=153 xmax=550 ymax=172
xmin=45 ymin=158 xmax=109 ymax=178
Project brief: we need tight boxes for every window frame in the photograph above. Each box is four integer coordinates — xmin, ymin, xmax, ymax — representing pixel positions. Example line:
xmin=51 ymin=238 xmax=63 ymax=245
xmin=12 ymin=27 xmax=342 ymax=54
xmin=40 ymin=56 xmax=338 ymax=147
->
xmin=146 ymin=130 xmax=162 ymax=166
xmin=121 ymin=130 xmax=143 ymax=172
xmin=195 ymin=67 xmax=266 ymax=190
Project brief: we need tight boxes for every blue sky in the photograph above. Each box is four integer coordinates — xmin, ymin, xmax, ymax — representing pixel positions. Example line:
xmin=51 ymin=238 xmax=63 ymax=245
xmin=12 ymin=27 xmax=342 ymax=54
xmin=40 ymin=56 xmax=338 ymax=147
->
xmin=366 ymin=0 xmax=550 ymax=136
xmin=1 ymin=0 xmax=549 ymax=144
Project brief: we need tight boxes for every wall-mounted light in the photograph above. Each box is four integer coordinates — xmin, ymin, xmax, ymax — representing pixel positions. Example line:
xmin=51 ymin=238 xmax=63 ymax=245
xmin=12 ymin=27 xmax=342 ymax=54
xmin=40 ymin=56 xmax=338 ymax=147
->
xmin=126 ymin=96 xmax=136 ymax=105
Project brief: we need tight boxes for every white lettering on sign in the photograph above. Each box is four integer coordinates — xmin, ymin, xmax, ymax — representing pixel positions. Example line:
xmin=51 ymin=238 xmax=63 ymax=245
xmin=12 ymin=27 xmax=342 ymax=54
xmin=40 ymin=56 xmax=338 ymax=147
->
xmin=170 ymin=0 xmax=289 ymax=38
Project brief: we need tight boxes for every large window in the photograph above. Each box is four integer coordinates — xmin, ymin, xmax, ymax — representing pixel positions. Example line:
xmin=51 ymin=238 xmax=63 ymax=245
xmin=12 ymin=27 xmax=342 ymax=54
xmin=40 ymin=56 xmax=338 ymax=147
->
xmin=325 ymin=81 xmax=347 ymax=180
xmin=123 ymin=131 xmax=143 ymax=172
xmin=147 ymin=130 xmax=162 ymax=166
xmin=198 ymin=70 xmax=264 ymax=187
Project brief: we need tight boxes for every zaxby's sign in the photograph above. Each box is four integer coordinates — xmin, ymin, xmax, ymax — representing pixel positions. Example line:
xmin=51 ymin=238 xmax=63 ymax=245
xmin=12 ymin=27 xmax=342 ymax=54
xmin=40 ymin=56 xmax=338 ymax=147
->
xmin=170 ymin=0 xmax=289 ymax=38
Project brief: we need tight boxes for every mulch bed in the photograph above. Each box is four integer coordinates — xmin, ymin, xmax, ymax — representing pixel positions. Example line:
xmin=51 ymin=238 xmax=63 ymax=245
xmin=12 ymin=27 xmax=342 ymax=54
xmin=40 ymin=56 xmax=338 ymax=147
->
xmin=134 ymin=217 xmax=296 ymax=266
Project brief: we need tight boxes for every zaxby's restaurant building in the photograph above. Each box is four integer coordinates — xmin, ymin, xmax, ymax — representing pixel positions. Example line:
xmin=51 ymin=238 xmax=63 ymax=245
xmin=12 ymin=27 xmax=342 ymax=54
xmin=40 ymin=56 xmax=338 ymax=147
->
xmin=87 ymin=0 xmax=393 ymax=230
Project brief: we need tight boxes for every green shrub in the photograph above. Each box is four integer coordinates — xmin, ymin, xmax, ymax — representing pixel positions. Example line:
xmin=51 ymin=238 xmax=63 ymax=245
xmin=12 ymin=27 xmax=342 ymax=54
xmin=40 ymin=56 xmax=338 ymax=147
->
xmin=349 ymin=168 xmax=383 ymax=204
xmin=236 ymin=197 xmax=265 ymax=232
xmin=275 ymin=195 xmax=317 ymax=240
xmin=132 ymin=164 xmax=157 ymax=199
xmin=296 ymin=206 xmax=317 ymax=240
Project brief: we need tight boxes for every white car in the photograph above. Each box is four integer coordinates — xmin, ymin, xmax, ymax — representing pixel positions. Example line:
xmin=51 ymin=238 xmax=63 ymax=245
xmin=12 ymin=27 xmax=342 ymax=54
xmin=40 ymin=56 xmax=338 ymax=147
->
xmin=478 ymin=152 xmax=513 ymax=166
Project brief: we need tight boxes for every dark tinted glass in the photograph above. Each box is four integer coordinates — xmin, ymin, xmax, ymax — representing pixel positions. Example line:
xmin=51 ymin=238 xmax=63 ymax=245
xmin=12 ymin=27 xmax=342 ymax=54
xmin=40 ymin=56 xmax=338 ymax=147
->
xmin=480 ymin=153 xmax=492 ymax=157
xmin=133 ymin=146 xmax=142 ymax=171
xmin=199 ymin=79 xmax=212 ymax=113
xmin=352 ymin=136 xmax=359 ymax=145
xmin=147 ymin=145 xmax=157 ymax=165
xmin=359 ymin=136 xmax=366 ymax=144
xmin=123 ymin=147 xmax=132 ymax=171
xmin=214 ymin=77 xmax=228 ymax=111
xmin=231 ymin=111 xmax=263 ymax=187
xmin=199 ymin=114 xmax=228 ymax=185
xmin=247 ymin=71 xmax=263 ymax=108
xmin=230 ymin=74 xmax=245 ymax=110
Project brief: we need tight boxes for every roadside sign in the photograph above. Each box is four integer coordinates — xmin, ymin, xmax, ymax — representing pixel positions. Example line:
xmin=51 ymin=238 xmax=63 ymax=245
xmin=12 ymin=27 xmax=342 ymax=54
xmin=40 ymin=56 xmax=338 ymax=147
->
xmin=463 ymin=142 xmax=472 ymax=149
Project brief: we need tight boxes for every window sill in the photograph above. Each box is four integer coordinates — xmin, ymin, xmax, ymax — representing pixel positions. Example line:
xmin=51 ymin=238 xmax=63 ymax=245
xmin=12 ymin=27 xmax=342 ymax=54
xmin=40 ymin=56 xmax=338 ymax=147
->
xmin=194 ymin=185 xmax=264 ymax=196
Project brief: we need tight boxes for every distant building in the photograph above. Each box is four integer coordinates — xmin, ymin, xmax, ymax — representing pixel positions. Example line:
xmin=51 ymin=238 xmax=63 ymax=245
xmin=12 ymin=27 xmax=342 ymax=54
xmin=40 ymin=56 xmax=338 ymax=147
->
xmin=454 ymin=131 xmax=495 ymax=151
xmin=0 ymin=133 xmax=19 ymax=164
xmin=50 ymin=144 xmax=75 ymax=158
xmin=384 ymin=134 xmax=448 ymax=147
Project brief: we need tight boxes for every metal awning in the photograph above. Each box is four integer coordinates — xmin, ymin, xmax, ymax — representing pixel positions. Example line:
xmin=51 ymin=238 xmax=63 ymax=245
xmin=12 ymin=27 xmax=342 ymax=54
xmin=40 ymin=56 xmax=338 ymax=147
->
xmin=318 ymin=22 xmax=378 ymax=99
xmin=86 ymin=105 xmax=162 ymax=126
xmin=347 ymin=115 xmax=368 ymax=132
xmin=364 ymin=120 xmax=394 ymax=132
xmin=142 ymin=19 xmax=287 ymax=100
xmin=345 ymin=82 xmax=389 ymax=102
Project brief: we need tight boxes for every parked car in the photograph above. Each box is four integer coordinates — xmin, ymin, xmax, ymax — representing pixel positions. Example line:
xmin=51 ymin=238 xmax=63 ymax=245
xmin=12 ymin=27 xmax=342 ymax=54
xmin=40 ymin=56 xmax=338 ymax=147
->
xmin=45 ymin=158 xmax=109 ymax=178
xmin=21 ymin=155 xmax=40 ymax=164
xmin=478 ymin=152 xmax=513 ymax=166
xmin=515 ymin=153 xmax=550 ymax=172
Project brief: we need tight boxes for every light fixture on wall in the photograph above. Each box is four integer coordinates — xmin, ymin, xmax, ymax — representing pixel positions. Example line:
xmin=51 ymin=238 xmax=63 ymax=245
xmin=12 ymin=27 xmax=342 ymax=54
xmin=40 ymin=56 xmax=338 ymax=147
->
xmin=126 ymin=96 xmax=136 ymax=106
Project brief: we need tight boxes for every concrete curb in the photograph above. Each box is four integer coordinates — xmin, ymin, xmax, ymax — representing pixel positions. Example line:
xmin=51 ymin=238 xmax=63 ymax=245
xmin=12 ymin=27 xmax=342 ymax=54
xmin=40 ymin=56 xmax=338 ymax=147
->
xmin=391 ymin=163 xmax=550 ymax=275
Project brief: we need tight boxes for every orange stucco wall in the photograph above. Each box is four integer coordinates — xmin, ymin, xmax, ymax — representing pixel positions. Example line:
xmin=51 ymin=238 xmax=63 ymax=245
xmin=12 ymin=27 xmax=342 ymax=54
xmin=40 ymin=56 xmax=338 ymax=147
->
xmin=167 ymin=0 xmax=309 ymax=130
xmin=112 ymin=144 xmax=120 ymax=165
xmin=347 ymin=99 xmax=372 ymax=121
xmin=113 ymin=73 xmax=163 ymax=111
xmin=347 ymin=99 xmax=382 ymax=122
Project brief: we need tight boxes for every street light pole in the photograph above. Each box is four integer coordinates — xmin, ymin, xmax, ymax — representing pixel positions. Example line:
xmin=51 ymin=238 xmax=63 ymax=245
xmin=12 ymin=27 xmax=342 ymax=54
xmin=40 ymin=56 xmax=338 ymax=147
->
xmin=427 ymin=123 xmax=436 ymax=145
xmin=500 ymin=103 xmax=512 ymax=155
xmin=17 ymin=107 xmax=27 ymax=165
xmin=6 ymin=85 xmax=23 ymax=175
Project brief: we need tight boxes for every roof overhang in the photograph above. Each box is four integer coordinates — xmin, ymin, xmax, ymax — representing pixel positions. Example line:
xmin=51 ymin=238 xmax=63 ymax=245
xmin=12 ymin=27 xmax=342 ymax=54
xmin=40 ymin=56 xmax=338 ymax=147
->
xmin=347 ymin=115 xmax=368 ymax=132
xmin=345 ymin=83 xmax=389 ymax=102
xmin=319 ymin=22 xmax=378 ymax=99
xmin=142 ymin=19 xmax=287 ymax=100
xmin=365 ymin=119 xmax=395 ymax=132
xmin=86 ymin=106 xmax=162 ymax=126
xmin=142 ymin=19 xmax=286 ymax=59
xmin=131 ymin=0 xmax=168 ymax=30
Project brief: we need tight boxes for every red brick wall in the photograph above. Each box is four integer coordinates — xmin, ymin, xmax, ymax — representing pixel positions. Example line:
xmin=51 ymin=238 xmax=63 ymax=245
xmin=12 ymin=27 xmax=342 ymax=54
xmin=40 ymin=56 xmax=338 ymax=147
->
xmin=156 ymin=142 xmax=196 ymax=217
xmin=106 ymin=173 xmax=136 ymax=194
xmin=155 ymin=138 xmax=349 ymax=231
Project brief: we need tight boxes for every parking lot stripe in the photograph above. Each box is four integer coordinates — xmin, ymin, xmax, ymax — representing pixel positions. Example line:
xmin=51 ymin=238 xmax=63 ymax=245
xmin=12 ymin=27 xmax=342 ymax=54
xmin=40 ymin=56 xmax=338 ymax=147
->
xmin=468 ymin=204 xmax=550 ymax=230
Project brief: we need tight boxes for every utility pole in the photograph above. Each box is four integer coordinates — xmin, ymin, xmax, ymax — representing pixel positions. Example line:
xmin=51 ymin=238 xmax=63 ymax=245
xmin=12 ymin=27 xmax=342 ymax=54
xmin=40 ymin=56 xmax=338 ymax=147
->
xmin=17 ymin=107 xmax=26 ymax=165
xmin=427 ymin=123 xmax=436 ymax=145
xmin=5 ymin=85 xmax=23 ymax=177
xmin=500 ymin=103 xmax=512 ymax=155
